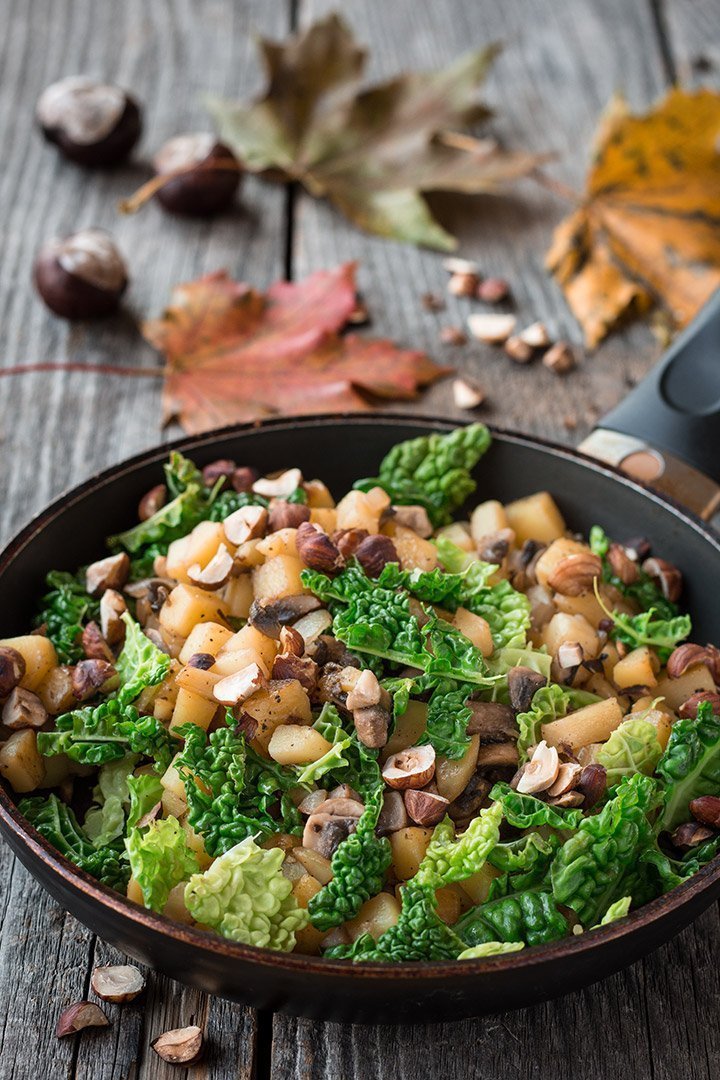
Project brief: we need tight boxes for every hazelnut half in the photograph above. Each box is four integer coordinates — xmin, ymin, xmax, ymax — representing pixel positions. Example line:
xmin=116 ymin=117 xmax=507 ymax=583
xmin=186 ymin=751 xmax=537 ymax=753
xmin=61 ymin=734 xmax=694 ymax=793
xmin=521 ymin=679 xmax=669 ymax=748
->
xmin=34 ymin=229 xmax=128 ymax=320
xmin=187 ymin=543 xmax=234 ymax=590
xmin=86 ymin=551 xmax=131 ymax=596
xmin=252 ymin=468 xmax=303 ymax=499
xmin=37 ymin=76 xmax=141 ymax=166
xmin=212 ymin=662 xmax=265 ymax=706
xmin=404 ymin=788 xmax=449 ymax=826
xmin=382 ymin=745 xmax=436 ymax=790
xmin=355 ymin=534 xmax=399 ymax=578
xmin=56 ymin=1000 xmax=110 ymax=1038
xmin=90 ymin=964 xmax=145 ymax=1003
xmin=223 ymin=504 xmax=268 ymax=546
xmin=546 ymin=552 xmax=602 ymax=596
xmin=153 ymin=134 xmax=241 ymax=216
xmin=296 ymin=522 xmax=343 ymax=574
xmin=0 ymin=647 xmax=26 ymax=697
xmin=151 ymin=1025 xmax=203 ymax=1065
xmin=2 ymin=687 xmax=48 ymax=730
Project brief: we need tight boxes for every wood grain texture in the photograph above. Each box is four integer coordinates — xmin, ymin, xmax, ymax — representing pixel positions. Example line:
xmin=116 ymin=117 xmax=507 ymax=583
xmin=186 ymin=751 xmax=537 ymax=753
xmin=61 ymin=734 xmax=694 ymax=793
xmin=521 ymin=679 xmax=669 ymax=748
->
xmin=664 ymin=0 xmax=720 ymax=85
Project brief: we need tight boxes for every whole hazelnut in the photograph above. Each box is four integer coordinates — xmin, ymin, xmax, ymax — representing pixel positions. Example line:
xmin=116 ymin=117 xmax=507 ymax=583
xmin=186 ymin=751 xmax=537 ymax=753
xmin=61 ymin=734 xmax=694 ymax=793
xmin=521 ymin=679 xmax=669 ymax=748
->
xmin=153 ymin=133 xmax=241 ymax=216
xmin=36 ymin=76 xmax=141 ymax=166
xmin=34 ymin=229 xmax=128 ymax=319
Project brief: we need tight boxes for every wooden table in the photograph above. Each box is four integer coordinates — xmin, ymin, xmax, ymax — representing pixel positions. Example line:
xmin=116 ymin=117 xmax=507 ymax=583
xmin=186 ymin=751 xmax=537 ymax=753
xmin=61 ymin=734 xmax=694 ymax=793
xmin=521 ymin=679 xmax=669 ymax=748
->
xmin=0 ymin=0 xmax=718 ymax=1076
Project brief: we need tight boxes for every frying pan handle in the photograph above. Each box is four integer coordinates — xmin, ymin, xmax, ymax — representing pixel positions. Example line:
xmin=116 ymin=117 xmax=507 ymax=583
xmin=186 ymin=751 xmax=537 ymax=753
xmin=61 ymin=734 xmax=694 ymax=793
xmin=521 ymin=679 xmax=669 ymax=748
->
xmin=585 ymin=288 xmax=720 ymax=519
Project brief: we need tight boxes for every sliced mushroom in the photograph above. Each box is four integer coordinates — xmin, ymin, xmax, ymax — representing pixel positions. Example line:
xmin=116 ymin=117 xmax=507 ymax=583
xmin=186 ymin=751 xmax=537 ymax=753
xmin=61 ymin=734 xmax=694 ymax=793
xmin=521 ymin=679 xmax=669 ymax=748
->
xmin=507 ymin=666 xmax=547 ymax=713
xmin=310 ymin=635 xmax=360 ymax=668
xmin=85 ymin=552 xmax=130 ymax=597
xmin=303 ymin=797 xmax=364 ymax=858
xmin=516 ymin=740 xmax=560 ymax=794
xmin=2 ymin=687 xmax=48 ymax=730
xmin=475 ymin=742 xmax=519 ymax=769
xmin=547 ymin=791 xmax=584 ymax=808
xmin=345 ymin=669 xmax=382 ymax=711
xmin=642 ymin=556 xmax=682 ymax=603
xmin=448 ymin=771 xmax=491 ymax=824
xmin=317 ymin=662 xmax=351 ymax=708
xmin=212 ymin=663 xmax=265 ymax=706
xmin=90 ymin=965 xmax=145 ymax=1003
xmin=465 ymin=701 xmax=518 ymax=741
xmin=249 ymin=595 xmax=322 ymax=639
xmin=353 ymin=703 xmax=390 ymax=748
xmin=389 ymin=506 xmax=433 ymax=538
xmin=187 ymin=652 xmax=216 ymax=670
xmin=404 ymin=788 xmax=449 ymax=826
xmin=72 ymin=659 xmax=116 ymax=701
xmin=376 ymin=790 xmax=409 ymax=835
xmin=0 ymin=647 xmax=26 ymax=697
xmin=252 ymin=468 xmax=303 ymax=499
xmin=382 ymin=745 xmax=436 ymax=790
xmin=187 ymin=543 xmax=233 ymax=590
xmin=99 ymin=589 xmax=127 ymax=645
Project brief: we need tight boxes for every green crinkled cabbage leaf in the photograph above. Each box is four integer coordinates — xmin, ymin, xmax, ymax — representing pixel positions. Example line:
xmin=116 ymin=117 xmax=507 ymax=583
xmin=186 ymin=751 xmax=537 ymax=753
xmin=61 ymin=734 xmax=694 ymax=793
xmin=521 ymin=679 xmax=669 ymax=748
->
xmin=35 ymin=569 xmax=100 ymax=664
xmin=592 ymin=895 xmax=632 ymax=928
xmin=184 ymin=836 xmax=307 ymax=951
xmin=656 ymin=700 xmax=720 ymax=831
xmin=489 ymin=782 xmax=584 ymax=831
xmin=126 ymin=773 xmax=164 ymax=830
xmin=84 ymin=754 xmax=139 ymax=847
xmin=126 ymin=816 xmax=199 ymax=912
xmin=596 ymin=717 xmax=662 ymax=785
xmin=38 ymin=699 xmax=179 ymax=770
xmin=418 ymin=804 xmax=503 ymax=888
xmin=455 ymin=890 xmax=569 ymax=949
xmin=116 ymin=613 xmax=172 ymax=706
xmin=458 ymin=940 xmax=525 ymax=960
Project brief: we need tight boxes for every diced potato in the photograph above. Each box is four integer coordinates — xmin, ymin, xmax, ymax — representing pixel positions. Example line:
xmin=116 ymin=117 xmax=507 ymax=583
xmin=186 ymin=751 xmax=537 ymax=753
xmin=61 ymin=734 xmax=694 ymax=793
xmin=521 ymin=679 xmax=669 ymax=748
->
xmin=252 ymin=554 xmax=306 ymax=601
xmin=175 ymin=664 xmax=222 ymax=701
xmin=335 ymin=490 xmax=382 ymax=534
xmin=390 ymin=827 xmax=434 ymax=881
xmin=233 ymin=539 xmax=265 ymax=571
xmin=161 ymin=755 xmax=188 ymax=817
xmin=268 ymin=724 xmax=333 ymax=765
xmin=436 ymin=522 xmax=474 ymax=553
xmin=542 ymin=612 xmax=599 ymax=660
xmin=643 ymin=708 xmax=674 ymax=751
xmin=586 ymin=672 xmax=625 ymax=702
xmin=453 ymin=608 xmax=493 ymax=656
xmin=346 ymin=893 xmax=401 ymax=942
xmin=181 ymin=817 xmax=213 ymax=870
xmin=435 ymin=886 xmax=462 ymax=925
xmin=292 ymin=609 xmax=332 ymax=646
xmin=654 ymin=665 xmax=716 ymax=711
xmin=542 ymin=697 xmax=624 ymax=751
xmin=381 ymin=701 xmax=428 ymax=762
xmin=0 ymin=729 xmax=45 ymax=793
xmin=178 ymin=621 xmax=234 ymax=664
xmin=162 ymin=882 xmax=194 ymax=925
xmin=245 ymin=679 xmax=313 ymax=752
xmin=37 ymin=665 xmax=76 ymax=715
xmin=157 ymin=626 xmax=185 ymax=660
xmin=470 ymin=500 xmax=509 ymax=544
xmin=305 ymin=479 xmax=335 ymax=509
xmin=460 ymin=863 xmax=502 ymax=906
xmin=0 ymin=634 xmax=57 ymax=691
xmin=257 ymin=528 xmax=299 ymax=560
xmin=293 ymin=847 xmax=333 ymax=885
xmin=222 ymin=575 xmax=254 ymax=620
xmin=166 ymin=521 xmax=228 ymax=583
xmin=632 ymin=695 xmax=674 ymax=716
xmin=220 ymin=624 xmax=278 ymax=670
xmin=601 ymin=642 xmax=622 ymax=681
xmin=435 ymin=735 xmax=480 ymax=802
xmin=613 ymin=646 xmax=659 ymax=690
xmin=159 ymin=584 xmax=229 ymax=639
xmin=169 ymin=687 xmax=218 ymax=732
xmin=309 ymin=508 xmax=338 ymax=532
xmin=384 ymin=523 xmax=438 ymax=572
xmin=152 ymin=662 xmax=182 ymax=722
xmin=292 ymin=873 xmax=325 ymax=955
xmin=127 ymin=875 xmax=143 ymax=905
xmin=505 ymin=491 xmax=566 ymax=545
xmin=535 ymin=538 xmax=590 ymax=590
xmin=261 ymin=832 xmax=301 ymax=854
xmin=212 ymin=649 xmax=270 ymax=679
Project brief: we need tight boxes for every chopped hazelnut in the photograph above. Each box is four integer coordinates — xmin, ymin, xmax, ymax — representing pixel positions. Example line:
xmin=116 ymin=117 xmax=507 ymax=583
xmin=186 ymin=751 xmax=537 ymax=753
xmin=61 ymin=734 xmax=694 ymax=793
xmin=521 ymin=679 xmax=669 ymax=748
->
xmin=439 ymin=325 xmax=467 ymax=346
xmin=542 ymin=341 xmax=576 ymax=374
xmin=223 ymin=504 xmax=268 ymax=546
xmin=213 ymin=663 xmax=265 ymax=706
xmin=345 ymin=669 xmax=382 ymax=711
xmin=85 ymin=552 xmax=130 ymax=597
xmin=504 ymin=335 xmax=534 ymax=364
xmin=267 ymin=500 xmax=311 ymax=532
xmin=187 ymin=543 xmax=234 ymax=590
xmin=467 ymin=312 xmax=517 ymax=344
xmin=2 ymin=687 xmax=48 ymax=730
xmin=90 ymin=964 xmax=145 ymax=1003
xmin=81 ymin=621 xmax=114 ymax=662
xmin=382 ymin=745 xmax=436 ymax=790
xmin=476 ymin=276 xmax=510 ymax=303
xmin=355 ymin=534 xmax=399 ymax=578
xmin=56 ymin=1001 xmax=110 ymax=1038
xmin=138 ymin=484 xmax=167 ymax=522
xmin=516 ymin=740 xmax=560 ymax=794
xmin=72 ymin=659 xmax=116 ymax=701
xmin=252 ymin=468 xmax=303 ymax=499
xmin=151 ymin=1025 xmax=203 ymax=1065
xmin=0 ymin=647 xmax=26 ymax=697
xmin=296 ymin=522 xmax=343 ymax=574
xmin=519 ymin=321 xmax=551 ymax=349
xmin=99 ymin=589 xmax=127 ymax=645
xmin=453 ymin=377 xmax=485 ymax=410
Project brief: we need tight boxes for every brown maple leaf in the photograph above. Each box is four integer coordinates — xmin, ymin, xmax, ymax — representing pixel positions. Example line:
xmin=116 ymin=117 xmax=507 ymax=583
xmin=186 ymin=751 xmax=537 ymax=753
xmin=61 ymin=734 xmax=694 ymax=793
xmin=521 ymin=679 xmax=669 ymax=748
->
xmin=142 ymin=263 xmax=450 ymax=434
xmin=206 ymin=13 xmax=544 ymax=251
xmin=546 ymin=88 xmax=720 ymax=347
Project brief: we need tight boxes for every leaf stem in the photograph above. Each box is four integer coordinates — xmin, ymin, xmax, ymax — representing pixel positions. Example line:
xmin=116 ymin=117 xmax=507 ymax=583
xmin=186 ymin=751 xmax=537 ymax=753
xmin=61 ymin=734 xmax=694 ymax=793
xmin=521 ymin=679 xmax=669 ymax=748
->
xmin=532 ymin=168 xmax=582 ymax=204
xmin=119 ymin=160 xmax=243 ymax=214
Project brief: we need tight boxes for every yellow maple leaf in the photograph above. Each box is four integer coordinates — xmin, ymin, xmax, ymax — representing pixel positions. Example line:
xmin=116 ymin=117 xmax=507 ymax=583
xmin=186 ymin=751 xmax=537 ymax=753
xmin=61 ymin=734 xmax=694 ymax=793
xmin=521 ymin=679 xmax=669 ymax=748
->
xmin=546 ymin=88 xmax=720 ymax=348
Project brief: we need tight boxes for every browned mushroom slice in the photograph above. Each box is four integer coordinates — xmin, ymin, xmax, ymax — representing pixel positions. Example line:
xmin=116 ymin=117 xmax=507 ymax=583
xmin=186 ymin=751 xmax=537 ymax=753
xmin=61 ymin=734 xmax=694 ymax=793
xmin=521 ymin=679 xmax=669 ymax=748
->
xmin=389 ymin=506 xmax=433 ymax=538
xmin=302 ymin=797 xmax=364 ymax=859
xmin=187 ymin=544 xmax=233 ymax=590
xmin=353 ymin=704 xmax=391 ymax=748
xmin=475 ymin=742 xmax=520 ymax=769
xmin=507 ymin=666 xmax=547 ymax=713
xmin=223 ymin=504 xmax=268 ymax=546
xmin=2 ymin=687 xmax=48 ymax=730
xmin=448 ymin=771 xmax=492 ymax=824
xmin=85 ymin=552 xmax=130 ymax=596
xmin=382 ymin=745 xmax=436 ymax=790
xmin=376 ymin=790 xmax=409 ymax=835
xmin=466 ymin=701 xmax=518 ymax=741
xmin=249 ymin=595 xmax=322 ymax=639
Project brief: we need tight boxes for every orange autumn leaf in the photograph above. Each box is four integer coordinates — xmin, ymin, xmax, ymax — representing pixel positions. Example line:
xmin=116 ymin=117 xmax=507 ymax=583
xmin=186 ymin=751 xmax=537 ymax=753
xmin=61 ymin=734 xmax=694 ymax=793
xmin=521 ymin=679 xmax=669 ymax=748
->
xmin=546 ymin=88 xmax=720 ymax=347
xmin=142 ymin=263 xmax=450 ymax=434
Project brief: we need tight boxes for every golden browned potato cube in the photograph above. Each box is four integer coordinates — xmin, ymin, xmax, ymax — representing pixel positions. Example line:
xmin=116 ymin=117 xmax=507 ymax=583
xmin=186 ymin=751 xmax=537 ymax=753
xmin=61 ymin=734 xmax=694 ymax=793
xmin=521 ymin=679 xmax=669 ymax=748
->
xmin=389 ymin=826 xmax=434 ymax=881
xmin=542 ymin=612 xmax=600 ymax=660
xmin=292 ymin=873 xmax=325 ymax=955
xmin=436 ymin=522 xmax=474 ymax=553
xmin=309 ymin=508 xmax=338 ymax=532
xmin=233 ymin=539 xmax=265 ymax=571
xmin=127 ymin=875 xmax=143 ymax=905
xmin=460 ymin=862 xmax=502 ymax=906
xmin=212 ymin=649 xmax=270 ymax=679
xmin=162 ymin=882 xmax=194 ymax=925
xmin=453 ymin=608 xmax=493 ymax=656
xmin=178 ymin=621 xmax=234 ymax=664
xmin=220 ymin=624 xmax=278 ymax=670
xmin=470 ymin=500 xmax=509 ymax=544
xmin=345 ymin=892 xmax=401 ymax=942
xmin=381 ymin=701 xmax=428 ymax=762
xmin=257 ymin=528 xmax=299 ymax=560
xmin=222 ymin=575 xmax=254 ymax=620
xmin=335 ymin=490 xmax=382 ymax=533
xmin=435 ymin=735 xmax=480 ymax=802
xmin=305 ymin=480 xmax=336 ymax=509
xmin=245 ymin=679 xmax=313 ymax=752
xmin=159 ymin=584 xmax=229 ymax=639
xmin=151 ymin=662 xmax=181 ymax=722
xmin=169 ymin=687 xmax=218 ymax=732
xmin=0 ymin=634 xmax=57 ymax=691
xmin=166 ymin=521 xmax=228 ymax=583
xmin=0 ymin=729 xmax=45 ymax=793
xmin=37 ymin=665 xmax=76 ymax=715
xmin=180 ymin=817 xmax=213 ymax=870
xmin=175 ymin=665 xmax=222 ymax=701
xmin=252 ymin=554 xmax=307 ymax=601
xmin=160 ymin=756 xmax=188 ymax=818
xmin=505 ymin=492 xmax=566 ymax=546
xmin=293 ymin=847 xmax=333 ymax=885
xmin=542 ymin=697 xmax=624 ymax=751
xmin=535 ymin=537 xmax=590 ymax=590
xmin=642 ymin=708 xmax=674 ymax=751
xmin=654 ymin=665 xmax=716 ymax=711
xmin=268 ymin=724 xmax=333 ymax=765
xmin=613 ymin=646 xmax=659 ymax=690
xmin=384 ymin=523 xmax=438 ymax=572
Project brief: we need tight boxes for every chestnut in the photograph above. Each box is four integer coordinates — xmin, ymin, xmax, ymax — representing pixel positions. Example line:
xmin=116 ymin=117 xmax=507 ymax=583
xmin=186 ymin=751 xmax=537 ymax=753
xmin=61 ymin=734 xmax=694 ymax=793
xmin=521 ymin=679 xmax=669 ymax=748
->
xmin=152 ymin=133 xmax=241 ymax=216
xmin=36 ymin=76 xmax=142 ymax=167
xmin=33 ymin=229 xmax=128 ymax=319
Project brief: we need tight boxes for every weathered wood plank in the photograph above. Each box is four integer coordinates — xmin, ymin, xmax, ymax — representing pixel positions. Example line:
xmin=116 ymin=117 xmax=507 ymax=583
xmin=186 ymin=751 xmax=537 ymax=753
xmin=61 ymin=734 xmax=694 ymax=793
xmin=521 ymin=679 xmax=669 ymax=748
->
xmin=291 ymin=0 xmax=668 ymax=444
xmin=0 ymin=0 xmax=291 ymax=1077
xmin=663 ymin=0 xmax=720 ymax=85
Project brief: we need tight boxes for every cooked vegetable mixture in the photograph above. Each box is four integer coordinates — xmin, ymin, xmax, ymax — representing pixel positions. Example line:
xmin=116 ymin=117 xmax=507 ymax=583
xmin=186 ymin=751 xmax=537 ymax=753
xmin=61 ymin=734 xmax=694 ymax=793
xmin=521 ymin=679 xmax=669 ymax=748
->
xmin=2 ymin=425 xmax=720 ymax=962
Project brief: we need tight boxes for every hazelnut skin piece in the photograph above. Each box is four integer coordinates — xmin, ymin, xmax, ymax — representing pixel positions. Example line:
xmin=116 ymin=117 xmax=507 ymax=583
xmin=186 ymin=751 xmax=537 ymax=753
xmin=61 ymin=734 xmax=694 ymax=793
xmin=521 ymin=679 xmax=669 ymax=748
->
xmin=34 ymin=229 xmax=128 ymax=320
xmin=152 ymin=133 xmax=242 ymax=216
xmin=36 ymin=76 xmax=142 ymax=167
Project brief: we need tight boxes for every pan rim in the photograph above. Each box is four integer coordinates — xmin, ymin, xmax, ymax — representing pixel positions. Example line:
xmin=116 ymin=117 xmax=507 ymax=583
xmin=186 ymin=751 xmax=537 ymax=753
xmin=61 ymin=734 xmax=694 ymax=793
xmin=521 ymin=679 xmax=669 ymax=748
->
xmin=1 ymin=411 xmax=718 ymax=983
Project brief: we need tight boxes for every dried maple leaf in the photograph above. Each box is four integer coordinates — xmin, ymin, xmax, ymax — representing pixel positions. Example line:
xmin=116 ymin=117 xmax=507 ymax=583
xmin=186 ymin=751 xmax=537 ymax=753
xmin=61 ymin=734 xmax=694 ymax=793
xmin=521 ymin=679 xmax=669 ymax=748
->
xmin=142 ymin=263 xmax=450 ymax=433
xmin=207 ymin=13 xmax=544 ymax=251
xmin=546 ymin=88 xmax=720 ymax=347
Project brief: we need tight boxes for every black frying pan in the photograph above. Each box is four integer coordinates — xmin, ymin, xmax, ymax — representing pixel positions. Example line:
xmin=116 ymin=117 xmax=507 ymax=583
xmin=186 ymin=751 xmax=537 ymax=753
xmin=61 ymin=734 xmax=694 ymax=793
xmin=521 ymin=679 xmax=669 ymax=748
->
xmin=0 ymin=294 xmax=719 ymax=1024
